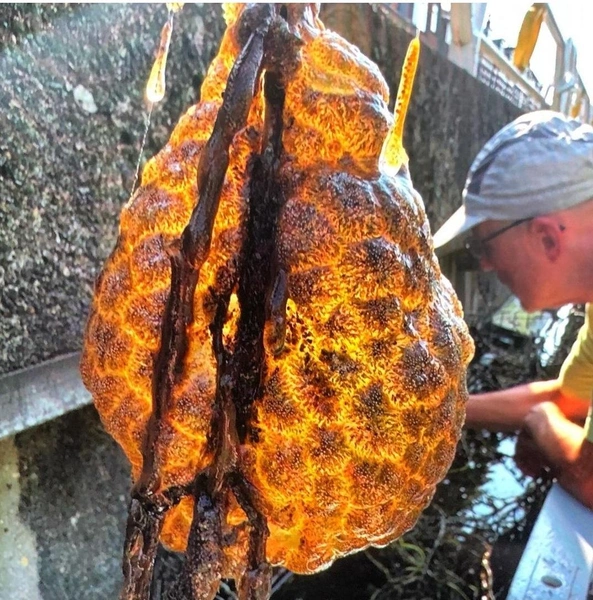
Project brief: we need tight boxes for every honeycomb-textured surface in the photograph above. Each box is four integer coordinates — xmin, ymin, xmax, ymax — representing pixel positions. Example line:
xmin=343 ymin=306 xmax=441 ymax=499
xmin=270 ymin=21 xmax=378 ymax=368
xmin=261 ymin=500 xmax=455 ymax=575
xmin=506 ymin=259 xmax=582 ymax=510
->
xmin=81 ymin=5 xmax=473 ymax=576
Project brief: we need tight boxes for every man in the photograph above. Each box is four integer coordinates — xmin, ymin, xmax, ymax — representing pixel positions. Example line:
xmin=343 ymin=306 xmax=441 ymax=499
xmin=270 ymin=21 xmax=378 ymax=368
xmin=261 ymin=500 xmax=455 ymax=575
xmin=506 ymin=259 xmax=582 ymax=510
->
xmin=433 ymin=110 xmax=593 ymax=509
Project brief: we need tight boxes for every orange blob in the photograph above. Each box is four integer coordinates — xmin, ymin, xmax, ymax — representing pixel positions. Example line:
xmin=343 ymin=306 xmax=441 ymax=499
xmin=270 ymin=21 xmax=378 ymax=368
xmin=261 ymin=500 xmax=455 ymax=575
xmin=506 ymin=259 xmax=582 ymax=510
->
xmin=81 ymin=3 xmax=473 ymax=579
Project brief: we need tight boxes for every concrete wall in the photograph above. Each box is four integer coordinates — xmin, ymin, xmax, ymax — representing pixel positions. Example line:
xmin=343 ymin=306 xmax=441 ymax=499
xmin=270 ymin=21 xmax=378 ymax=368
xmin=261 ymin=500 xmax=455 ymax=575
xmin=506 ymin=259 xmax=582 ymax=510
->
xmin=0 ymin=407 xmax=129 ymax=599
xmin=0 ymin=3 xmax=225 ymax=377
xmin=0 ymin=4 xmax=523 ymax=599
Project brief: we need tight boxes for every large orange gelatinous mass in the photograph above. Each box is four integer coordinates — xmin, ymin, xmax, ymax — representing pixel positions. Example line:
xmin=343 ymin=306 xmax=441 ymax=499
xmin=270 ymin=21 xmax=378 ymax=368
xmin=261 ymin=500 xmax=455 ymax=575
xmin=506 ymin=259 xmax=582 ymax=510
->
xmin=81 ymin=4 xmax=473 ymax=577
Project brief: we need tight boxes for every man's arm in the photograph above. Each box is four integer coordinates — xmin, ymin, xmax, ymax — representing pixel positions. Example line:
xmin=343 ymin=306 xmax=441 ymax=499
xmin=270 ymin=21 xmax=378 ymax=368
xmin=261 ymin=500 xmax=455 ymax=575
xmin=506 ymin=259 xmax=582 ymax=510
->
xmin=465 ymin=379 xmax=589 ymax=431
xmin=467 ymin=306 xmax=593 ymax=432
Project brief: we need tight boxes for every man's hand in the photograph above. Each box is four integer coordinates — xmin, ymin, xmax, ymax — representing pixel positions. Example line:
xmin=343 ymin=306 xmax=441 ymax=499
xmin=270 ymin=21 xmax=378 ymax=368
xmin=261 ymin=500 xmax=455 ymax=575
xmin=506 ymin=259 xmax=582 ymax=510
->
xmin=515 ymin=401 xmax=593 ymax=510
xmin=515 ymin=402 xmax=581 ymax=474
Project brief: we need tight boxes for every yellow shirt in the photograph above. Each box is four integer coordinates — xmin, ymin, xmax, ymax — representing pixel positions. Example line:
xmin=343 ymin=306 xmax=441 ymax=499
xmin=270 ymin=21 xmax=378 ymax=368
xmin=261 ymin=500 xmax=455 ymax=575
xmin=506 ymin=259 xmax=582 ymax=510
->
xmin=558 ymin=304 xmax=593 ymax=442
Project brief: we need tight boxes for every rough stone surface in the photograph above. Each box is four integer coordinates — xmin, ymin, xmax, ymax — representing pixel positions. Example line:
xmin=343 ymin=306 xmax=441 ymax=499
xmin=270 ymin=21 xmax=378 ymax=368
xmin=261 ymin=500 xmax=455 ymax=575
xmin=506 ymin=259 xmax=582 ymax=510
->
xmin=0 ymin=406 xmax=129 ymax=600
xmin=0 ymin=3 xmax=224 ymax=376
xmin=0 ymin=436 xmax=43 ymax=600
xmin=1 ymin=405 xmax=190 ymax=600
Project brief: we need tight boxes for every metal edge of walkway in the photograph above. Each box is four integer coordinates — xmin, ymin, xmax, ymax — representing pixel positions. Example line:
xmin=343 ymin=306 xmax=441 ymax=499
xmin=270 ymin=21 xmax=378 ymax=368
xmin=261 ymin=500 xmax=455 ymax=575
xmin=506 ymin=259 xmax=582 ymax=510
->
xmin=507 ymin=483 xmax=593 ymax=599
xmin=0 ymin=353 xmax=92 ymax=440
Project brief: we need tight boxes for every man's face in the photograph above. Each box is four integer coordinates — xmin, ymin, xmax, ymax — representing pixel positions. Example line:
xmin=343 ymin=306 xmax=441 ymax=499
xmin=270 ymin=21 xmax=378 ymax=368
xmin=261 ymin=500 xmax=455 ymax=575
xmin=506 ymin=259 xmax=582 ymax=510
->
xmin=470 ymin=220 xmax=544 ymax=311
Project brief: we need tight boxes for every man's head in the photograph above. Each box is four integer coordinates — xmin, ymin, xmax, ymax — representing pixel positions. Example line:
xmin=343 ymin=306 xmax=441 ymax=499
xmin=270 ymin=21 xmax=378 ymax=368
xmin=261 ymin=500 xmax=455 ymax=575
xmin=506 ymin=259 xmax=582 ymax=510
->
xmin=433 ymin=110 xmax=593 ymax=311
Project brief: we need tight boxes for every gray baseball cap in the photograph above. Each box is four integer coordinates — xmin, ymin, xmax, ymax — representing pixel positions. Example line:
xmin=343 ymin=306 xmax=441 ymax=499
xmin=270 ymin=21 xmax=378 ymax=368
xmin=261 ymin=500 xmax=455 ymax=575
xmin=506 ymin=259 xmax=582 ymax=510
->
xmin=432 ymin=110 xmax=593 ymax=248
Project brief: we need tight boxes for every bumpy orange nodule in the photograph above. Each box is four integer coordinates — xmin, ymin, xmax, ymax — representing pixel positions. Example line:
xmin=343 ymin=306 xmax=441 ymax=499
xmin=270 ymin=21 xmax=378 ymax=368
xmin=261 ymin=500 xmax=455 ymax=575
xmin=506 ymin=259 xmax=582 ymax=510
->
xmin=81 ymin=4 xmax=473 ymax=577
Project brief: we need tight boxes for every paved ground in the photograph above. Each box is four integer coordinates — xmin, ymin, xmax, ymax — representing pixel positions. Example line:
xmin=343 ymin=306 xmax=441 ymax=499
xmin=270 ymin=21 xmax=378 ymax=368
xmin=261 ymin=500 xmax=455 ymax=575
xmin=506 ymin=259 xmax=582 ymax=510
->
xmin=0 ymin=406 xmax=130 ymax=600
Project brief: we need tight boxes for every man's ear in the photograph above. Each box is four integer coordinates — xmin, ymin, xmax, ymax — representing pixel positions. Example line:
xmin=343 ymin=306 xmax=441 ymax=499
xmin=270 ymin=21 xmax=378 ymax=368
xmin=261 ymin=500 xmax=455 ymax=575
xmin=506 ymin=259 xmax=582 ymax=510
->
xmin=529 ymin=216 xmax=562 ymax=262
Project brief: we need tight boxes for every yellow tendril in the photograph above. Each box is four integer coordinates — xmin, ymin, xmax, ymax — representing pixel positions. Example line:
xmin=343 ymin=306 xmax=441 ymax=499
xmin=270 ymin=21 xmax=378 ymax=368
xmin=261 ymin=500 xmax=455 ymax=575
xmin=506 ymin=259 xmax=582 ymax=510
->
xmin=146 ymin=4 xmax=184 ymax=104
xmin=166 ymin=3 xmax=184 ymax=13
xmin=380 ymin=36 xmax=420 ymax=174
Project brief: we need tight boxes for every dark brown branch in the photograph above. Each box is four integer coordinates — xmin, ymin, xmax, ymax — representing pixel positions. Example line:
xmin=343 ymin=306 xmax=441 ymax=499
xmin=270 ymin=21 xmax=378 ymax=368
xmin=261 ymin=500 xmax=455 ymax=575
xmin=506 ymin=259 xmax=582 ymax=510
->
xmin=119 ymin=6 xmax=273 ymax=600
xmin=230 ymin=69 xmax=287 ymax=443
xmin=139 ymin=5 xmax=273 ymax=496
xmin=120 ymin=499 xmax=164 ymax=600
xmin=165 ymin=475 xmax=224 ymax=600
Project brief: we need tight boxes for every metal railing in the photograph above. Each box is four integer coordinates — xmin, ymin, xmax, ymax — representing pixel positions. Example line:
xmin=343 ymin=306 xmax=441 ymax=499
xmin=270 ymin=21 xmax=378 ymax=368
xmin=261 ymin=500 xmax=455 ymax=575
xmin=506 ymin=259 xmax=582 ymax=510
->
xmin=477 ymin=56 xmax=542 ymax=112
xmin=477 ymin=36 xmax=547 ymax=112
